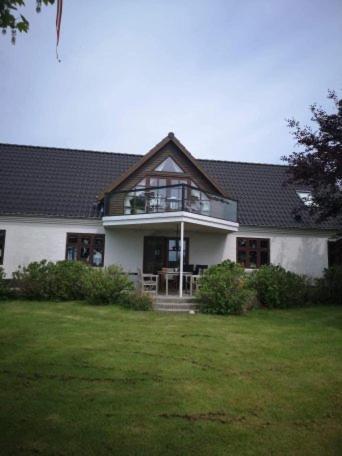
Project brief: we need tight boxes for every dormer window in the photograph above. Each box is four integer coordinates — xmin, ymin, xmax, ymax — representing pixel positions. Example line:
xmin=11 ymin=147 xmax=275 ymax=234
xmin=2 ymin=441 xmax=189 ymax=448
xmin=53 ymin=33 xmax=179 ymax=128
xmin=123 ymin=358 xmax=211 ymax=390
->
xmin=296 ymin=190 xmax=313 ymax=207
xmin=155 ymin=157 xmax=183 ymax=173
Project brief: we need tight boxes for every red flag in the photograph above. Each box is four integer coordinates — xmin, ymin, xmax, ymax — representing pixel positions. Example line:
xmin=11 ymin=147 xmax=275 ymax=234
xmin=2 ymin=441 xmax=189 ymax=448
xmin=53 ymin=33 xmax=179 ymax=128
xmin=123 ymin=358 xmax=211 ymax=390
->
xmin=56 ymin=0 xmax=63 ymax=60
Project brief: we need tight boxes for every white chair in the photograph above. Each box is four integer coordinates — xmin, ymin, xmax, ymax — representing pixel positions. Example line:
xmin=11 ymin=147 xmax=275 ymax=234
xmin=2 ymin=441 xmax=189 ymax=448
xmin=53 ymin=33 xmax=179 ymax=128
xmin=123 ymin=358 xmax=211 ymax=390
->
xmin=139 ymin=270 xmax=159 ymax=294
xmin=190 ymin=275 xmax=201 ymax=296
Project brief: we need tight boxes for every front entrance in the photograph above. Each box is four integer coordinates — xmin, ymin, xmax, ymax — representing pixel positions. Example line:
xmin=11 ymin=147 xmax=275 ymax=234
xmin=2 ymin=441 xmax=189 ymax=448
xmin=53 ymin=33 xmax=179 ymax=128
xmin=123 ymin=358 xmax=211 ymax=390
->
xmin=143 ymin=236 xmax=189 ymax=274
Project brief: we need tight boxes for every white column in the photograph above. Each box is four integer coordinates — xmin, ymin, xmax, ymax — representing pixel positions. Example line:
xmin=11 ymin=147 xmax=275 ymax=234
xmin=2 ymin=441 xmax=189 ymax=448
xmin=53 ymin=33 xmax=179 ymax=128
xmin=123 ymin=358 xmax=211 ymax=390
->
xmin=179 ymin=221 xmax=184 ymax=298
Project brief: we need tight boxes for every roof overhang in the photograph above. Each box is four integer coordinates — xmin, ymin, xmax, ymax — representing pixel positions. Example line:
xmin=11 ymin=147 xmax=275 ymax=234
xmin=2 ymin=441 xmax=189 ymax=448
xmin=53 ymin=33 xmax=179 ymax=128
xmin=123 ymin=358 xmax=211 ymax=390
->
xmin=102 ymin=211 xmax=239 ymax=233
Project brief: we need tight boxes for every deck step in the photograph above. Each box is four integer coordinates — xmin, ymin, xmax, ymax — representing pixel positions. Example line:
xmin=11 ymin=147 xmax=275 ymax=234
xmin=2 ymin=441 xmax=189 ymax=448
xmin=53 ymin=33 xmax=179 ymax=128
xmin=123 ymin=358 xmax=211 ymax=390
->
xmin=152 ymin=294 xmax=198 ymax=312
xmin=153 ymin=302 xmax=198 ymax=312
xmin=155 ymin=308 xmax=197 ymax=313
xmin=156 ymin=296 xmax=196 ymax=303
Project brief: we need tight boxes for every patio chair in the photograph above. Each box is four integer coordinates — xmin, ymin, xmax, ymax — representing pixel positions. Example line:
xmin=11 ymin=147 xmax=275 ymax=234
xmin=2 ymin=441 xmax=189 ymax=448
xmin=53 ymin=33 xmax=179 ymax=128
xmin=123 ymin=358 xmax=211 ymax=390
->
xmin=138 ymin=269 xmax=159 ymax=294
xmin=190 ymin=274 xmax=201 ymax=296
xmin=194 ymin=264 xmax=208 ymax=275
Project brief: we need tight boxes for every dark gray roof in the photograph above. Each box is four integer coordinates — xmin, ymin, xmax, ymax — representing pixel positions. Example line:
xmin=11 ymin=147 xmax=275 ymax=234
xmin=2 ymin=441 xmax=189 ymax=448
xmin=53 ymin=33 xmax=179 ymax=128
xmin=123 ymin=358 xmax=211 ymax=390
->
xmin=199 ymin=159 xmax=340 ymax=230
xmin=0 ymin=144 xmax=139 ymax=219
xmin=0 ymin=143 xmax=340 ymax=230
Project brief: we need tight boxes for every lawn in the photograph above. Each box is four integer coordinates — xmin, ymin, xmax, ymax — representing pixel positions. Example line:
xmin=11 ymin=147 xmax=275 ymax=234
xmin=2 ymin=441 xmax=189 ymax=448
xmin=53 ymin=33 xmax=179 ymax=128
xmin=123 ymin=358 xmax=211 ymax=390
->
xmin=0 ymin=302 xmax=341 ymax=455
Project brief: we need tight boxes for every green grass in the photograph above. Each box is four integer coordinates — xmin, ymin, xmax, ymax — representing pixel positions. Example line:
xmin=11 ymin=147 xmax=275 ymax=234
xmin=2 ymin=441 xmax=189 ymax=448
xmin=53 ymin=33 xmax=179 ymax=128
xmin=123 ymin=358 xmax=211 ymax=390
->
xmin=0 ymin=301 xmax=341 ymax=455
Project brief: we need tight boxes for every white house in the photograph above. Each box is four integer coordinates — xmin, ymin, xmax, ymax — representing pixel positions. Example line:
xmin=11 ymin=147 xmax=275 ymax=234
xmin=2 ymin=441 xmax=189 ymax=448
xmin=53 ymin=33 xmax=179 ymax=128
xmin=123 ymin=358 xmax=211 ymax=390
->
xmin=0 ymin=133 xmax=340 ymax=297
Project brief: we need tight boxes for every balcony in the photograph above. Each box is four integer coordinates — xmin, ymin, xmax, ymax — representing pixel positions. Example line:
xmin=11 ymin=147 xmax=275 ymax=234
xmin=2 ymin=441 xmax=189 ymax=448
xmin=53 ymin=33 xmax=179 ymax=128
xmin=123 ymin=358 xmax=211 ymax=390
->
xmin=103 ymin=184 xmax=238 ymax=232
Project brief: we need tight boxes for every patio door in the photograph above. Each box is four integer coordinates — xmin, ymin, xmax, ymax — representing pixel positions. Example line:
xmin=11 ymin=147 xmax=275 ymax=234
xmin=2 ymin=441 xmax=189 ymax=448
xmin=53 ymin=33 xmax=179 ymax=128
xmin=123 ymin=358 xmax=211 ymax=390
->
xmin=143 ymin=236 xmax=189 ymax=273
xmin=143 ymin=237 xmax=165 ymax=274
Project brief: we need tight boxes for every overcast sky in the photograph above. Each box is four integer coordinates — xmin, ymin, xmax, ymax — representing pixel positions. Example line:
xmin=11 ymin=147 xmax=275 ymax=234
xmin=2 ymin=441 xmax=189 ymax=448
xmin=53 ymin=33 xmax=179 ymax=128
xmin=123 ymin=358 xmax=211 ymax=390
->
xmin=0 ymin=0 xmax=341 ymax=163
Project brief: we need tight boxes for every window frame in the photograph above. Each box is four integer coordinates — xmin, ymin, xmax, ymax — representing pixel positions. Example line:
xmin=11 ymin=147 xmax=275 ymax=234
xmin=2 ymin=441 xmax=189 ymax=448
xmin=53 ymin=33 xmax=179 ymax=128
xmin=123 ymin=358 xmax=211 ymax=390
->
xmin=0 ymin=230 xmax=5 ymax=265
xmin=236 ymin=237 xmax=270 ymax=269
xmin=65 ymin=233 xmax=105 ymax=267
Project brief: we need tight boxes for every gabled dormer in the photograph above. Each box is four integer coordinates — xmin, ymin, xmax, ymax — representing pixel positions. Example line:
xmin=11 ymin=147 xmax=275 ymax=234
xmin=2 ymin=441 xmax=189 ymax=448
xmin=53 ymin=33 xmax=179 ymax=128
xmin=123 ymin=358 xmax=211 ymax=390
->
xmin=100 ymin=133 xmax=238 ymax=228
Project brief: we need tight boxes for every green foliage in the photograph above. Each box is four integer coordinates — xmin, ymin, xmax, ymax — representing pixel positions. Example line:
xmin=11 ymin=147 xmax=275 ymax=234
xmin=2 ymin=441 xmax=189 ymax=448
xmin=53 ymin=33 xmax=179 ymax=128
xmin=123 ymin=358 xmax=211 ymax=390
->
xmin=82 ymin=265 xmax=134 ymax=305
xmin=0 ymin=266 xmax=9 ymax=299
xmin=48 ymin=261 xmax=89 ymax=301
xmin=283 ymin=91 xmax=342 ymax=222
xmin=250 ymin=264 xmax=310 ymax=308
xmin=12 ymin=260 xmax=152 ymax=310
xmin=197 ymin=260 xmax=255 ymax=315
xmin=13 ymin=260 xmax=89 ymax=301
xmin=315 ymin=266 xmax=342 ymax=306
xmin=119 ymin=291 xmax=153 ymax=311
xmin=0 ymin=0 xmax=54 ymax=43
xmin=13 ymin=260 xmax=55 ymax=300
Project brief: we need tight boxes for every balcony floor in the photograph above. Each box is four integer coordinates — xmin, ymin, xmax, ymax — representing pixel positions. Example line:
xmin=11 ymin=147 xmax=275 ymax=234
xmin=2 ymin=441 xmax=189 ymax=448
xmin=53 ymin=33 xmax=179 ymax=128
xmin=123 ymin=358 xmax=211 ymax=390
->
xmin=102 ymin=210 xmax=239 ymax=233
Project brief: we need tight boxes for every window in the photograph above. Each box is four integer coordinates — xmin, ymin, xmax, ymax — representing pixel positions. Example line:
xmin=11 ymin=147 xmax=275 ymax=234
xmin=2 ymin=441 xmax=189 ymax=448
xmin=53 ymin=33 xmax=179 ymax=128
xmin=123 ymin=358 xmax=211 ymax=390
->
xmin=296 ymin=190 xmax=313 ymax=207
xmin=66 ymin=233 xmax=105 ymax=267
xmin=155 ymin=157 xmax=183 ymax=173
xmin=0 ymin=230 xmax=5 ymax=265
xmin=167 ymin=238 xmax=189 ymax=268
xmin=237 ymin=237 xmax=270 ymax=269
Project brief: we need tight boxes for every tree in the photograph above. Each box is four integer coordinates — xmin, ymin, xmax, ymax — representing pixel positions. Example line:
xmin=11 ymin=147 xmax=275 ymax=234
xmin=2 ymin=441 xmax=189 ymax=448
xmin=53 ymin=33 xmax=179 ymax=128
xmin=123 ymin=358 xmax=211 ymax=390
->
xmin=282 ymin=91 xmax=342 ymax=222
xmin=0 ymin=0 xmax=54 ymax=44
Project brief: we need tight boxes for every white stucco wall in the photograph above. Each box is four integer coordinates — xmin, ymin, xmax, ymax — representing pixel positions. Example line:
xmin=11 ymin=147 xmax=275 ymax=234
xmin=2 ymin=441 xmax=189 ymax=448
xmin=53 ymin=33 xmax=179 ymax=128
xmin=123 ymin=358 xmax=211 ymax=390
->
xmin=104 ymin=228 xmax=228 ymax=272
xmin=224 ymin=226 xmax=332 ymax=277
xmin=104 ymin=226 xmax=332 ymax=277
xmin=104 ymin=229 xmax=145 ymax=271
xmin=0 ymin=217 xmax=104 ymax=277
xmin=0 ymin=216 xmax=333 ymax=278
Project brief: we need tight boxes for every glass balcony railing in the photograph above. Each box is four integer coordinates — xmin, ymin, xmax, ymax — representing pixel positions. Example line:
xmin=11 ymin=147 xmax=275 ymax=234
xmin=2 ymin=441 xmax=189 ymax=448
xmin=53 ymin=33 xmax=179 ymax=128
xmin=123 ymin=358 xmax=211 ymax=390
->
xmin=106 ymin=184 xmax=238 ymax=223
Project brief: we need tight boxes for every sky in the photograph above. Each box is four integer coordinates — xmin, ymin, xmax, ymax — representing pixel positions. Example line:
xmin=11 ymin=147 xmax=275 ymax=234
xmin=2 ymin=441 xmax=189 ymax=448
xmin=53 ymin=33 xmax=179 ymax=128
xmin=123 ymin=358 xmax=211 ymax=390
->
xmin=0 ymin=0 xmax=341 ymax=163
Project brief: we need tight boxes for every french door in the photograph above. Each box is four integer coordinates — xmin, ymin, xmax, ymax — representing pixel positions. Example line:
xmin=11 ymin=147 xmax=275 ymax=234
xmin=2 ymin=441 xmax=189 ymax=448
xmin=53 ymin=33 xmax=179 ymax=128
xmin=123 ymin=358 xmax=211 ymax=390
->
xmin=143 ymin=236 xmax=189 ymax=273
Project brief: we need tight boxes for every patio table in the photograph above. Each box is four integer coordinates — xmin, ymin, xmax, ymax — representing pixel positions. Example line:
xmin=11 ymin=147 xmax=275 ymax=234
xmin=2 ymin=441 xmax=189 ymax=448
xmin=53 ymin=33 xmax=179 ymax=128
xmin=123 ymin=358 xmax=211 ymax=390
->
xmin=158 ymin=271 xmax=193 ymax=296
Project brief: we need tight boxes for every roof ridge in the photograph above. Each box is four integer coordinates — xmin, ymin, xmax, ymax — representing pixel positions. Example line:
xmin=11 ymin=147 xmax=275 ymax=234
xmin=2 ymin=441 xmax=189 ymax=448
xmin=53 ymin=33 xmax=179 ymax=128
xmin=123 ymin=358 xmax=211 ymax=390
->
xmin=0 ymin=142 xmax=143 ymax=158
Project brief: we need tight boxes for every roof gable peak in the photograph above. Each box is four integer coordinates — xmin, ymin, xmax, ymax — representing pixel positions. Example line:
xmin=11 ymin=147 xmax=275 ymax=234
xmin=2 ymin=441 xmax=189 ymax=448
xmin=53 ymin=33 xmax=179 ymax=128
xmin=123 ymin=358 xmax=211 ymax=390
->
xmin=99 ymin=133 xmax=227 ymax=199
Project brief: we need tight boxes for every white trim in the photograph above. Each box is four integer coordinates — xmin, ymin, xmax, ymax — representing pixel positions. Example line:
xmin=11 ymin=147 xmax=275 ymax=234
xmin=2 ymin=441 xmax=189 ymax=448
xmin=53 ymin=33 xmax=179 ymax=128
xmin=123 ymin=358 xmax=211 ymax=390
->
xmin=102 ymin=211 xmax=239 ymax=232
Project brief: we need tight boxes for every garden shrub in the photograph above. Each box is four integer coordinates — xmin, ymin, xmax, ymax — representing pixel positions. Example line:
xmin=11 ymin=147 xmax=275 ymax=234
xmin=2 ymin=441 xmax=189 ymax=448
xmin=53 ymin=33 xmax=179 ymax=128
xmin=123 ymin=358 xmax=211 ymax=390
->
xmin=315 ymin=266 xmax=342 ymax=306
xmin=13 ymin=260 xmax=55 ymax=300
xmin=118 ymin=291 xmax=153 ymax=311
xmin=49 ymin=260 xmax=89 ymax=300
xmin=250 ymin=264 xmax=310 ymax=308
xmin=13 ymin=260 xmax=89 ymax=300
xmin=0 ymin=267 xmax=9 ymax=300
xmin=82 ymin=265 xmax=134 ymax=305
xmin=197 ymin=260 xmax=255 ymax=315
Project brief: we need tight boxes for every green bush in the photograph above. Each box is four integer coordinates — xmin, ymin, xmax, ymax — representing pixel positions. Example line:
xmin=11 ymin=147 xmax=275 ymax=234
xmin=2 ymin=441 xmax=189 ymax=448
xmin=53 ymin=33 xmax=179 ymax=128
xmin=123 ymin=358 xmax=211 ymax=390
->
xmin=13 ymin=260 xmax=55 ymax=300
xmin=119 ymin=291 xmax=153 ymax=311
xmin=250 ymin=264 xmax=310 ymax=308
xmin=0 ymin=267 xmax=9 ymax=300
xmin=197 ymin=260 xmax=255 ymax=315
xmin=13 ymin=260 xmax=89 ymax=300
xmin=315 ymin=266 xmax=342 ymax=306
xmin=49 ymin=261 xmax=89 ymax=300
xmin=82 ymin=265 xmax=134 ymax=305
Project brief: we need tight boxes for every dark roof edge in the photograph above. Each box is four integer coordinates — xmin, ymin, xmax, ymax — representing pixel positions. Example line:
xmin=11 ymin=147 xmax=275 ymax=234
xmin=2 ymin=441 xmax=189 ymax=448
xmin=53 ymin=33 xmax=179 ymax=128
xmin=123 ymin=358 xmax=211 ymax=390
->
xmin=0 ymin=212 xmax=339 ymax=232
xmin=0 ymin=211 xmax=101 ymax=220
xmin=239 ymin=223 xmax=340 ymax=232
